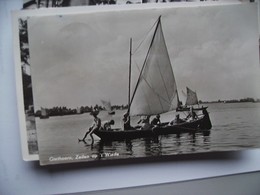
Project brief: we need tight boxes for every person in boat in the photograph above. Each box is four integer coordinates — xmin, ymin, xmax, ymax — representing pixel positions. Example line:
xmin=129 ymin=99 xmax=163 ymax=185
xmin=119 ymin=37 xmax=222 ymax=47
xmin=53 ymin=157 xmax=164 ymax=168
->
xmin=151 ymin=114 xmax=161 ymax=126
xmin=79 ymin=111 xmax=101 ymax=145
xmin=101 ymin=119 xmax=115 ymax=131
xmin=137 ymin=115 xmax=151 ymax=130
xmin=123 ymin=112 xmax=132 ymax=130
xmin=199 ymin=108 xmax=212 ymax=129
xmin=186 ymin=107 xmax=198 ymax=121
xmin=169 ymin=114 xmax=185 ymax=125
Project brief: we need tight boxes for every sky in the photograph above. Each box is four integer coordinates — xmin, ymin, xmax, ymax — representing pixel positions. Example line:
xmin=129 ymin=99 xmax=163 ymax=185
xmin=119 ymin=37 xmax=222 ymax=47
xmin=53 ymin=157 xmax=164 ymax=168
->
xmin=28 ymin=3 xmax=260 ymax=110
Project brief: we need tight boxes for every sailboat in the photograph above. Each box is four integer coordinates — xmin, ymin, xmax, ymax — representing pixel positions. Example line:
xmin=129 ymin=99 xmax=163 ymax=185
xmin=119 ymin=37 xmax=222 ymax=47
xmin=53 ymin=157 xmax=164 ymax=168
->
xmin=94 ymin=16 xmax=212 ymax=141
xmin=101 ymin=100 xmax=115 ymax=115
xmin=177 ymin=87 xmax=207 ymax=111
xmin=185 ymin=87 xmax=198 ymax=106
xmin=40 ymin=107 xmax=49 ymax=119
xmin=76 ymin=107 xmax=82 ymax=114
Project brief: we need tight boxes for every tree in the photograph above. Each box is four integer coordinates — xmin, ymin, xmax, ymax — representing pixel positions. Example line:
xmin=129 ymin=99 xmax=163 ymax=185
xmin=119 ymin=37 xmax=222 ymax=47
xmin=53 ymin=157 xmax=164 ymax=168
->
xmin=19 ymin=18 xmax=34 ymax=110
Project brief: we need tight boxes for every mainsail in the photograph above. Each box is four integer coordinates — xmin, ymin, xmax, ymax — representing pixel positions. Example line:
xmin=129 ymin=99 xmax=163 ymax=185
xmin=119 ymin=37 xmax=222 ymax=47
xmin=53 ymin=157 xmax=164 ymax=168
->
xmin=130 ymin=17 xmax=179 ymax=116
xmin=185 ymin=87 xmax=198 ymax=106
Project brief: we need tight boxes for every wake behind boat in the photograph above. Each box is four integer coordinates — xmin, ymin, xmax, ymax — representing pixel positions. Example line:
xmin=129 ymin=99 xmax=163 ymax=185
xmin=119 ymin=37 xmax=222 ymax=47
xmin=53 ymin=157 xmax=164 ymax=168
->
xmin=92 ymin=16 xmax=212 ymax=142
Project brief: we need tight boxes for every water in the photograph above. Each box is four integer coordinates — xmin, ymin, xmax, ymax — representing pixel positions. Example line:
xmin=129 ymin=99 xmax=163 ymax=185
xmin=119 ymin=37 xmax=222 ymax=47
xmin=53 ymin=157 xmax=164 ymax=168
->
xmin=36 ymin=102 xmax=260 ymax=165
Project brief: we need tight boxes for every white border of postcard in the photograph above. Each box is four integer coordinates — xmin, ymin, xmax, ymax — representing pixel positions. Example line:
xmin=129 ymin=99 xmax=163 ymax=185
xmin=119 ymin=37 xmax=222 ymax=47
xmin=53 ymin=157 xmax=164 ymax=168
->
xmin=13 ymin=0 xmax=253 ymax=161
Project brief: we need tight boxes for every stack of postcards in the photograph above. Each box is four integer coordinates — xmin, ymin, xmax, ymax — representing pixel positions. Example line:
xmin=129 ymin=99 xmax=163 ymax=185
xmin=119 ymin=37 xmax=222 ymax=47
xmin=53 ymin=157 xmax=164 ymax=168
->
xmin=13 ymin=0 xmax=260 ymax=166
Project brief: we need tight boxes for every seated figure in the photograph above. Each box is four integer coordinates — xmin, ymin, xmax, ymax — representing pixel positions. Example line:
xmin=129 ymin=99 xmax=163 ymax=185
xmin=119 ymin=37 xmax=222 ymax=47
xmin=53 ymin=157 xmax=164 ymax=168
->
xmin=102 ymin=119 xmax=115 ymax=131
xmin=151 ymin=114 xmax=161 ymax=126
xmin=169 ymin=114 xmax=185 ymax=125
xmin=137 ymin=115 xmax=151 ymax=130
xmin=122 ymin=112 xmax=133 ymax=130
xmin=186 ymin=107 xmax=198 ymax=121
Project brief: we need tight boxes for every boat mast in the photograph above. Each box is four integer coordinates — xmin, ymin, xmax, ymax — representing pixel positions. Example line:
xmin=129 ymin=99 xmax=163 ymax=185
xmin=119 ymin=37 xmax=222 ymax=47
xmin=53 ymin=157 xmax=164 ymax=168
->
xmin=177 ymin=92 xmax=181 ymax=108
xmin=128 ymin=38 xmax=132 ymax=115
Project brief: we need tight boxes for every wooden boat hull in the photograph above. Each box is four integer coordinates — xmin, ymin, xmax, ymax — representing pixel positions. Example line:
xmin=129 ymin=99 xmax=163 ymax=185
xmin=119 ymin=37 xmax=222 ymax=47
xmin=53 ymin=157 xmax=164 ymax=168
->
xmin=94 ymin=113 xmax=212 ymax=141
xmin=40 ymin=115 xmax=49 ymax=119
xmin=108 ymin=111 xmax=115 ymax=115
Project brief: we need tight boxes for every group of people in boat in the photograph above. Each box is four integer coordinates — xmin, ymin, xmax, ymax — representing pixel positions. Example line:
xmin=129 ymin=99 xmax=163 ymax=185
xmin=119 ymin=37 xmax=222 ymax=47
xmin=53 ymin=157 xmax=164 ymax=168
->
xmin=124 ymin=107 xmax=198 ymax=131
xmin=78 ymin=107 xmax=200 ymax=144
xmin=123 ymin=112 xmax=160 ymax=131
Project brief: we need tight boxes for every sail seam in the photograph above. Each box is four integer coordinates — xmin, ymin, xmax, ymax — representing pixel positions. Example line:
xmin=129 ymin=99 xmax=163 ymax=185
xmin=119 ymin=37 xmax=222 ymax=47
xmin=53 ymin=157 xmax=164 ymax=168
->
xmin=156 ymin=61 xmax=168 ymax=112
xmin=139 ymin=75 xmax=173 ymax=108
xmin=129 ymin=16 xmax=179 ymax=116
xmin=159 ymin=17 xmax=180 ymax=107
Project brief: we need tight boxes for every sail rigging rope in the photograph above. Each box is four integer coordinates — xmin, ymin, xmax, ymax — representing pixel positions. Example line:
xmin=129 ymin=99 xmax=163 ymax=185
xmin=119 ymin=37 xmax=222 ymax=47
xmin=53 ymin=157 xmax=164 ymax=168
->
xmin=132 ymin=18 xmax=160 ymax=55
xmin=139 ymin=74 xmax=176 ymax=109
xmin=129 ymin=17 xmax=162 ymax=111
xmin=132 ymin=58 xmax=177 ymax=115
xmin=130 ymin=16 xmax=179 ymax=115
xmin=132 ymin=55 xmax=170 ymax=109
xmin=157 ymin=60 xmax=171 ymax=102
xmin=141 ymin=83 xmax=153 ymax=115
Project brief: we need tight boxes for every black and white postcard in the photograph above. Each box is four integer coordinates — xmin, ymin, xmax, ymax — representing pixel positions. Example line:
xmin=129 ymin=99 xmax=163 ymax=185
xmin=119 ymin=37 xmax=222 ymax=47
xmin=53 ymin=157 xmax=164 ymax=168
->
xmin=15 ymin=2 xmax=260 ymax=165
xmin=22 ymin=0 xmax=142 ymax=9
xmin=22 ymin=0 xmax=256 ymax=9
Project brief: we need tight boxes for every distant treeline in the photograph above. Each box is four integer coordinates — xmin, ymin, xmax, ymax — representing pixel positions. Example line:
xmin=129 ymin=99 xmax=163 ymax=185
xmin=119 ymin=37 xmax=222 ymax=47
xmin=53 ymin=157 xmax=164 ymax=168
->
xmin=34 ymin=104 xmax=128 ymax=117
xmin=200 ymin=97 xmax=260 ymax=104
xmin=32 ymin=97 xmax=259 ymax=117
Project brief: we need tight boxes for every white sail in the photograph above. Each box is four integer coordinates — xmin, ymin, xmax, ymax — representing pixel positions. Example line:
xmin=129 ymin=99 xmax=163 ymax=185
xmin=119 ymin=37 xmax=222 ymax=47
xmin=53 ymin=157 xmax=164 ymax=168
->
xmin=101 ymin=100 xmax=112 ymax=112
xmin=185 ymin=87 xmax=198 ymax=106
xmin=41 ymin=107 xmax=48 ymax=117
xmin=130 ymin=18 xmax=179 ymax=116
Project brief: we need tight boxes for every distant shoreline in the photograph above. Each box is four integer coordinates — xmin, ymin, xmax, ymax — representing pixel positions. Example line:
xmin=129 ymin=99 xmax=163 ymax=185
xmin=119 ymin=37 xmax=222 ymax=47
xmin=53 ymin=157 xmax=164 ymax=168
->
xmin=201 ymin=98 xmax=260 ymax=104
xmin=31 ymin=100 xmax=260 ymax=118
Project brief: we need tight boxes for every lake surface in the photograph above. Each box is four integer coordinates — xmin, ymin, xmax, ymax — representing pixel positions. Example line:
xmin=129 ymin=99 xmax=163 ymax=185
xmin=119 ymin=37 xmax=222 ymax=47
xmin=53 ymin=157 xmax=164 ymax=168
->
xmin=36 ymin=102 xmax=260 ymax=165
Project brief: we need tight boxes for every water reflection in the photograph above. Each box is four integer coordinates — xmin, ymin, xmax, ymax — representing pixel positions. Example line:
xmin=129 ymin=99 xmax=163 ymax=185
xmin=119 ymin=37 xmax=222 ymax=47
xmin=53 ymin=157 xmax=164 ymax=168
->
xmin=38 ymin=103 xmax=260 ymax=164
xmin=144 ymin=137 xmax=162 ymax=156
xmin=85 ymin=131 xmax=211 ymax=160
xmin=125 ymin=139 xmax=133 ymax=155
xmin=174 ymin=134 xmax=181 ymax=147
xmin=190 ymin=133 xmax=196 ymax=145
